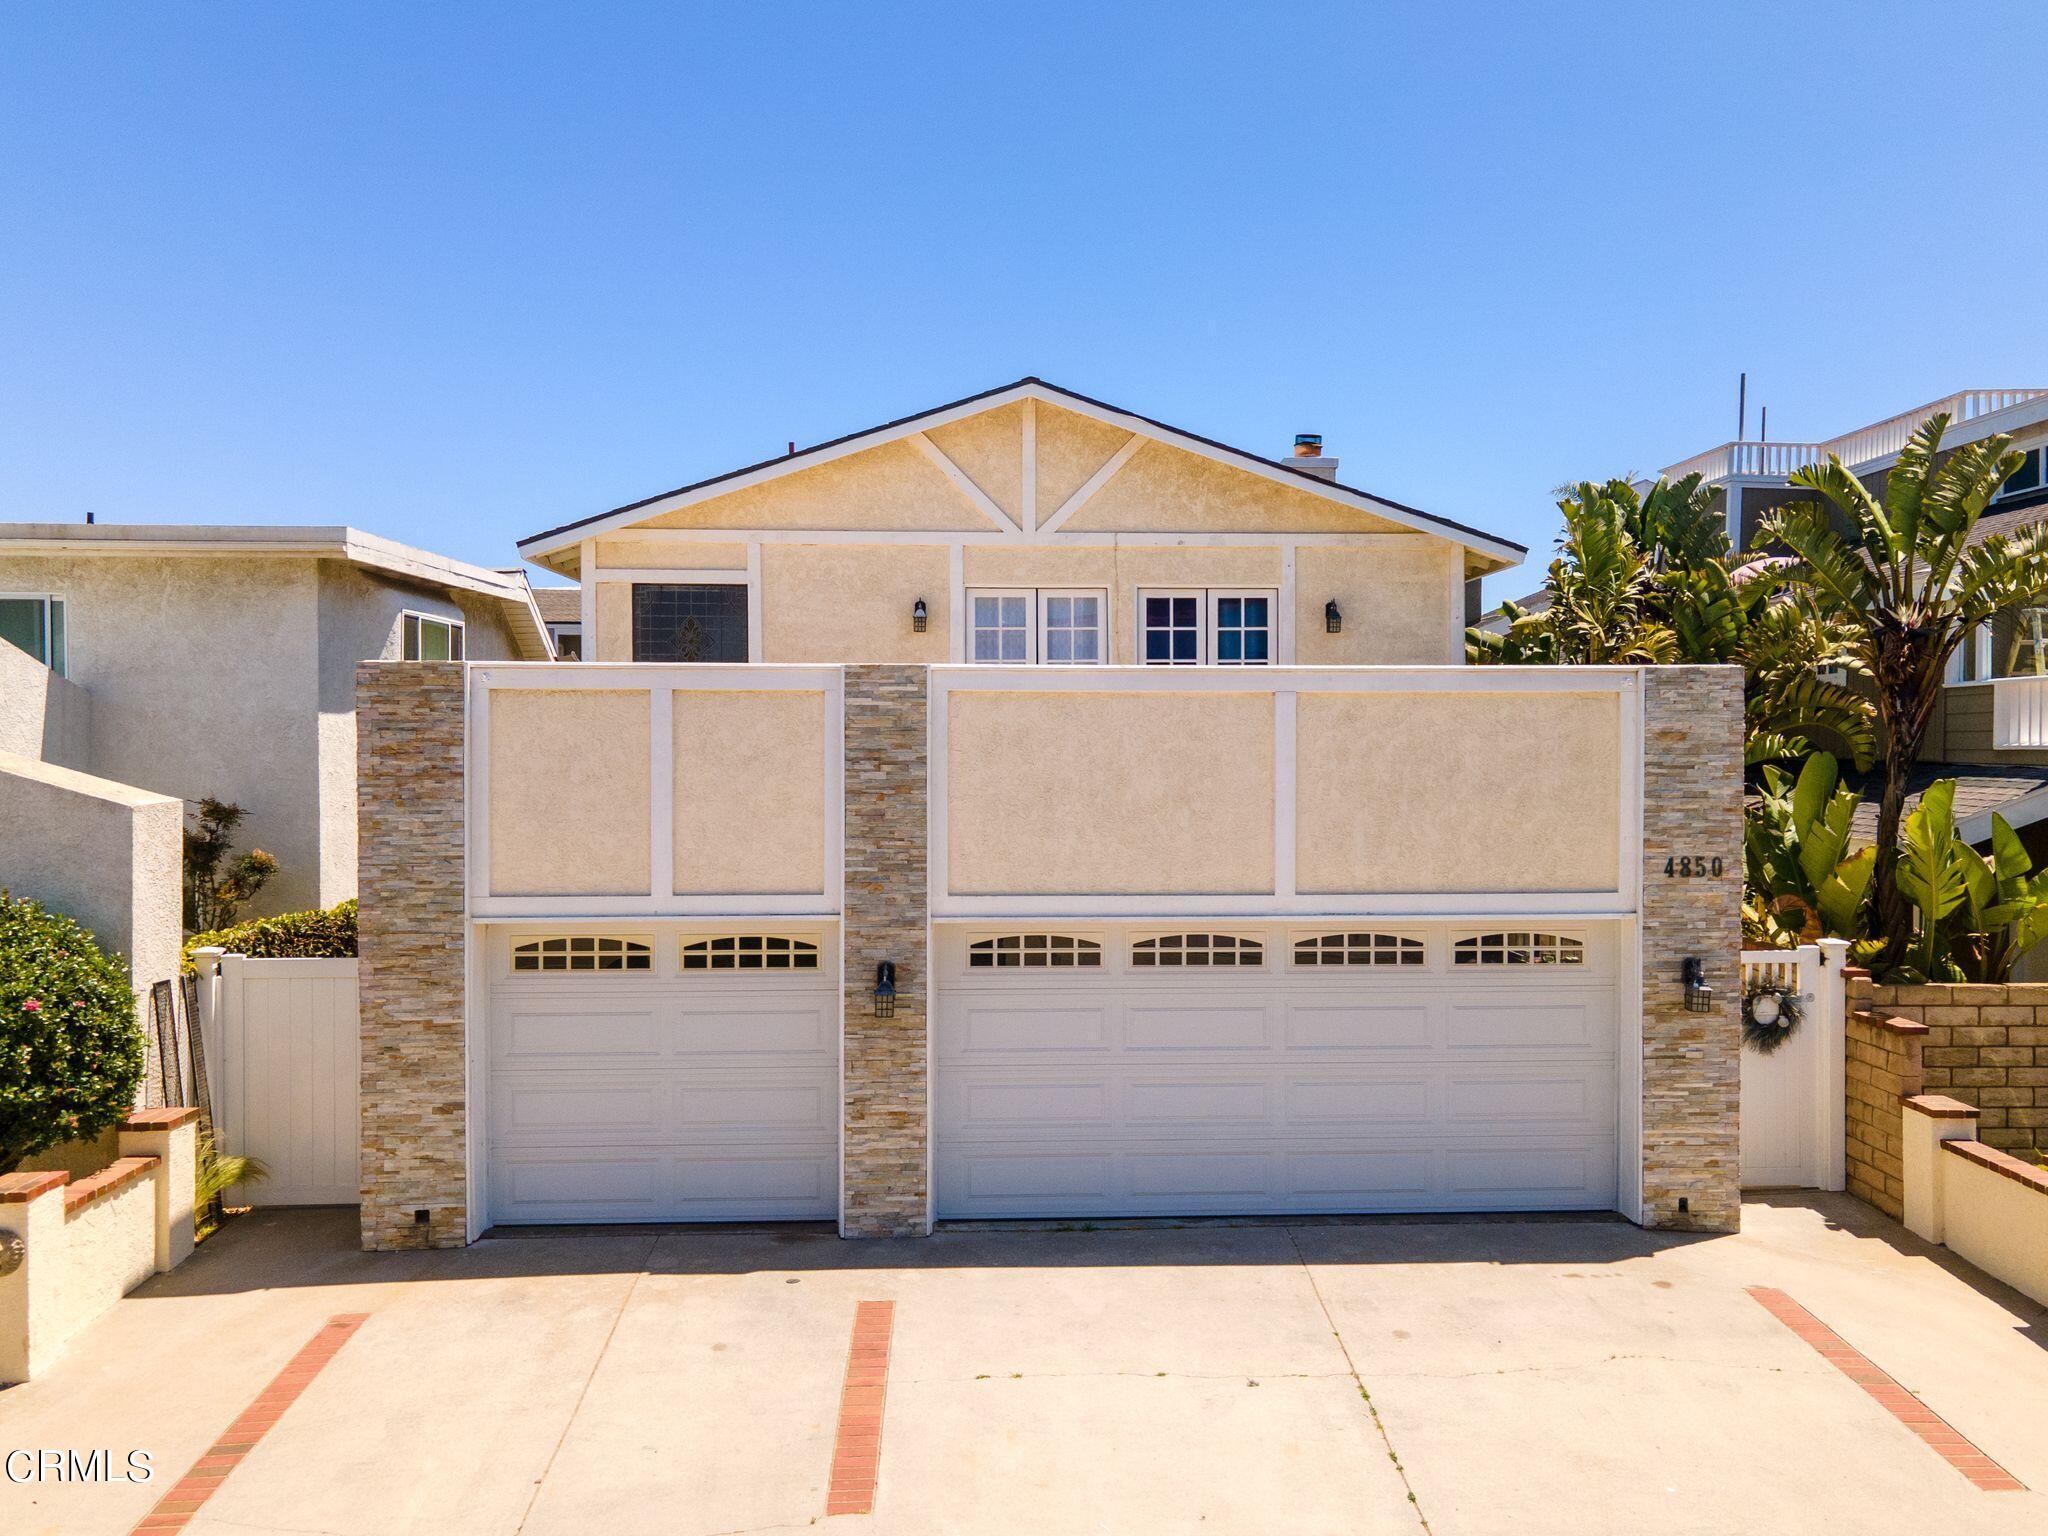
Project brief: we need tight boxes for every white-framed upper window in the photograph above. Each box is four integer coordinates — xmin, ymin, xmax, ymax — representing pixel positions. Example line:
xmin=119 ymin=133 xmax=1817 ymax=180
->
xmin=1039 ymin=590 xmax=1103 ymax=664
xmin=968 ymin=588 xmax=1105 ymax=665
xmin=402 ymin=611 xmax=465 ymax=662
xmin=971 ymin=590 xmax=1034 ymax=663
xmin=547 ymin=622 xmax=582 ymax=661
xmin=1139 ymin=589 xmax=1275 ymax=665
xmin=0 ymin=593 xmax=66 ymax=677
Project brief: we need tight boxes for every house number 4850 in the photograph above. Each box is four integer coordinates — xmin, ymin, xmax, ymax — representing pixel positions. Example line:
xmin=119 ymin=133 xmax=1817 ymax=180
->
xmin=1663 ymin=856 xmax=1723 ymax=878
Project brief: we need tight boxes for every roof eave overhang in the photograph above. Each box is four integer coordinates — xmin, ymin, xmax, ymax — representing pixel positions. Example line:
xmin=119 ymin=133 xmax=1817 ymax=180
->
xmin=516 ymin=378 xmax=1526 ymax=572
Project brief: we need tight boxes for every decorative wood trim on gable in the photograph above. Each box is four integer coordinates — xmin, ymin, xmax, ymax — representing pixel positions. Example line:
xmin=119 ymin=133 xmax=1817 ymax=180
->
xmin=907 ymin=432 xmax=1021 ymax=535
xmin=1039 ymin=435 xmax=1143 ymax=536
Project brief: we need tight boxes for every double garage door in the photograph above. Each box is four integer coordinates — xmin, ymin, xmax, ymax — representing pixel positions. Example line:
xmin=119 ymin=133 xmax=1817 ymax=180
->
xmin=932 ymin=921 xmax=1623 ymax=1219
xmin=483 ymin=920 xmax=1622 ymax=1226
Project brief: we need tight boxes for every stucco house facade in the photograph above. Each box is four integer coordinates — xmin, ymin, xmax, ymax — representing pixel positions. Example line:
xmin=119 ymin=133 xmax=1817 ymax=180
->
xmin=353 ymin=378 xmax=1744 ymax=1249
xmin=0 ymin=523 xmax=552 ymax=916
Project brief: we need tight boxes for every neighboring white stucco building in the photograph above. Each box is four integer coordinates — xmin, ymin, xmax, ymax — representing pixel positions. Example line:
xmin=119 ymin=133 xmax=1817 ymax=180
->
xmin=0 ymin=524 xmax=552 ymax=916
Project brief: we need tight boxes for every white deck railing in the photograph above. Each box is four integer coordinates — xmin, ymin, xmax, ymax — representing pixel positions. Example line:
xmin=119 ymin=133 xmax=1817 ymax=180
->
xmin=1991 ymin=675 xmax=2048 ymax=749
xmin=1661 ymin=388 xmax=2048 ymax=484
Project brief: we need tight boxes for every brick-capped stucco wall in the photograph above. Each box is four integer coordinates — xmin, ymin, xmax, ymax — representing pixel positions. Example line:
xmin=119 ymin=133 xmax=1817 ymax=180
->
xmin=356 ymin=661 xmax=469 ymax=1250
xmin=1638 ymin=667 xmax=1744 ymax=1233
xmin=839 ymin=665 xmax=930 ymax=1238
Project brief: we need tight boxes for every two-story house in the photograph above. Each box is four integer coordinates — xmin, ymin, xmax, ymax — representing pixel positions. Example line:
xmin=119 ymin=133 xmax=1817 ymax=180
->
xmin=345 ymin=377 xmax=1743 ymax=1250
xmin=0 ymin=522 xmax=553 ymax=916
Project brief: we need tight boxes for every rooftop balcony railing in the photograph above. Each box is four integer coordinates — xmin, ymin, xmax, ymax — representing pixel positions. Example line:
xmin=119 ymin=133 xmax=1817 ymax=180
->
xmin=1660 ymin=389 xmax=2048 ymax=485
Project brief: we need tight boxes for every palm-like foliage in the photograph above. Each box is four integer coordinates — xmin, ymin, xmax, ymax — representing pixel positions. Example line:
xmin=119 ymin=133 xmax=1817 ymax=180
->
xmin=1760 ymin=414 xmax=2048 ymax=966
xmin=1472 ymin=474 xmax=1875 ymax=768
xmin=1889 ymin=782 xmax=2048 ymax=982
xmin=1744 ymin=753 xmax=1875 ymax=946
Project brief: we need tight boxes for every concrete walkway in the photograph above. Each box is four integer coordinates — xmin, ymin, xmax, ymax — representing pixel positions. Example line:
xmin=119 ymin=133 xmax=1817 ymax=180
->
xmin=3 ymin=1195 xmax=2044 ymax=1535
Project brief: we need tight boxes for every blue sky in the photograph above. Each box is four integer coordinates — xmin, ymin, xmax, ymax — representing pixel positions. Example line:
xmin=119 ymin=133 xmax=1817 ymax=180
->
xmin=6 ymin=2 xmax=2046 ymax=601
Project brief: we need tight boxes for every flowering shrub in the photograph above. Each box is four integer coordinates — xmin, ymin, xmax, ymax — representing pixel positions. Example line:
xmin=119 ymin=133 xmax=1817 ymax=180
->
xmin=0 ymin=893 xmax=145 ymax=1173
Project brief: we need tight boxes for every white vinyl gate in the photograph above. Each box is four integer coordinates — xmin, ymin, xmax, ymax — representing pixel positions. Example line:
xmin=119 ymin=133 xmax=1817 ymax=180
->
xmin=933 ymin=920 xmax=1625 ymax=1219
xmin=196 ymin=953 xmax=362 ymax=1206
xmin=1738 ymin=940 xmax=1848 ymax=1191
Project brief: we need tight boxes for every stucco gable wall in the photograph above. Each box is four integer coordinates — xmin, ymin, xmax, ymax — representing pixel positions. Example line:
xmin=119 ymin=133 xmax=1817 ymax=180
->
xmin=924 ymin=401 xmax=1024 ymax=523
xmin=1063 ymin=438 xmax=1409 ymax=535
xmin=634 ymin=438 xmax=993 ymax=533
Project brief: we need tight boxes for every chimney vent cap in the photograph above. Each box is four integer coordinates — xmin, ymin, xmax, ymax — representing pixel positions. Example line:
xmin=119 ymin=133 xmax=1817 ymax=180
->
xmin=1292 ymin=433 xmax=1323 ymax=457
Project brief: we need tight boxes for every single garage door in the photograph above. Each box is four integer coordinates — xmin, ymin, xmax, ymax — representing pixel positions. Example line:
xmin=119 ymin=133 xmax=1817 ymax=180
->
xmin=486 ymin=927 xmax=838 ymax=1225
xmin=934 ymin=922 xmax=1622 ymax=1219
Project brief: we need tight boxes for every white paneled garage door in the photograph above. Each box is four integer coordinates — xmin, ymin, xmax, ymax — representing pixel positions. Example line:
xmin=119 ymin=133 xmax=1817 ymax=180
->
xmin=485 ymin=927 xmax=838 ymax=1225
xmin=934 ymin=922 xmax=1623 ymax=1219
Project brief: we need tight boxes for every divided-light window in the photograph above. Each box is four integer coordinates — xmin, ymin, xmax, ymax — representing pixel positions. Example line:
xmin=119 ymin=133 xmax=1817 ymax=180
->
xmin=1131 ymin=933 xmax=1264 ymax=967
xmin=1453 ymin=932 xmax=1584 ymax=966
xmin=968 ymin=934 xmax=1103 ymax=968
xmin=1293 ymin=933 xmax=1425 ymax=967
xmin=512 ymin=936 xmax=652 ymax=973
xmin=681 ymin=935 xmax=821 ymax=971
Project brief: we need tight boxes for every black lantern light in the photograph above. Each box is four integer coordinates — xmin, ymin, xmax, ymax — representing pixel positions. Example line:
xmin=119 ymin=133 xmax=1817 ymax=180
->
xmin=1682 ymin=957 xmax=1714 ymax=1014
xmin=912 ymin=599 xmax=929 ymax=633
xmin=873 ymin=960 xmax=897 ymax=1018
xmin=1325 ymin=599 xmax=1342 ymax=634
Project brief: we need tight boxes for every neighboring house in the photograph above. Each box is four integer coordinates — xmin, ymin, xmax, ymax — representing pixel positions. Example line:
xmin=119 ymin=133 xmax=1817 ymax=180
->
xmin=532 ymin=585 xmax=583 ymax=659
xmin=0 ymin=523 xmax=552 ymax=916
xmin=348 ymin=376 xmax=1744 ymax=1250
xmin=1658 ymin=388 xmax=2048 ymax=865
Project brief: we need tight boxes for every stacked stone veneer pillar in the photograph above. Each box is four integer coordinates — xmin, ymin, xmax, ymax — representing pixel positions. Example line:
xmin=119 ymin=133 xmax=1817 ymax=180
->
xmin=839 ymin=665 xmax=930 ymax=1237
xmin=1638 ymin=667 xmax=1744 ymax=1233
xmin=356 ymin=661 xmax=469 ymax=1250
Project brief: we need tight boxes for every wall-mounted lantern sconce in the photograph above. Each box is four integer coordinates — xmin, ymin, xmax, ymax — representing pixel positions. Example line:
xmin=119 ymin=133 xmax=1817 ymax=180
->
xmin=1325 ymin=599 xmax=1342 ymax=634
xmin=1682 ymin=957 xmax=1714 ymax=1014
xmin=912 ymin=599 xmax=929 ymax=634
xmin=873 ymin=960 xmax=897 ymax=1018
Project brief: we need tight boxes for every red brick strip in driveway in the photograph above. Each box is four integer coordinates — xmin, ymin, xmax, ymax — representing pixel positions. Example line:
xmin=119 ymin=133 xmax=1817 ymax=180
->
xmin=129 ymin=1313 xmax=369 ymax=1533
xmin=1746 ymin=1287 xmax=2023 ymax=1492
xmin=826 ymin=1300 xmax=895 ymax=1517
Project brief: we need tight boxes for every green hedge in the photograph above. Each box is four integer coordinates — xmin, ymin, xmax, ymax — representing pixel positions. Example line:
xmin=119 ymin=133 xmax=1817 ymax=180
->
xmin=184 ymin=899 xmax=358 ymax=969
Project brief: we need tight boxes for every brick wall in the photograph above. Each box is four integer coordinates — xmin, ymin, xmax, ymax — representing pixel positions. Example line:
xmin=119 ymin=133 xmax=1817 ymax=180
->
xmin=355 ymin=662 xmax=469 ymax=1250
xmin=1638 ymin=667 xmax=1744 ymax=1233
xmin=1862 ymin=982 xmax=2047 ymax=1158
xmin=839 ymin=665 xmax=929 ymax=1238
xmin=1844 ymin=971 xmax=1925 ymax=1220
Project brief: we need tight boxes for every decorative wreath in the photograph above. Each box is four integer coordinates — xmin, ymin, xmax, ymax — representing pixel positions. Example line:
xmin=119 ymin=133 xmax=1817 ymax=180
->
xmin=1742 ymin=980 xmax=1803 ymax=1054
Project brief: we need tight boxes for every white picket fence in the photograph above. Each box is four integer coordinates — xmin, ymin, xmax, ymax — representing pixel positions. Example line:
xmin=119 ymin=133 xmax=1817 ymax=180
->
xmin=1739 ymin=939 xmax=1849 ymax=1191
xmin=192 ymin=950 xmax=362 ymax=1206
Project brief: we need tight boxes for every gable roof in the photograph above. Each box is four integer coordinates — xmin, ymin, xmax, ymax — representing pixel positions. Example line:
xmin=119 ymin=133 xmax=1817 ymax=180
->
xmin=0 ymin=523 xmax=554 ymax=659
xmin=517 ymin=377 xmax=1526 ymax=571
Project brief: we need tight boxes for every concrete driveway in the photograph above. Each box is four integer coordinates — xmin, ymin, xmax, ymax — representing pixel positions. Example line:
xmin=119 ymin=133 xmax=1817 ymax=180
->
xmin=3 ymin=1196 xmax=2044 ymax=1536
